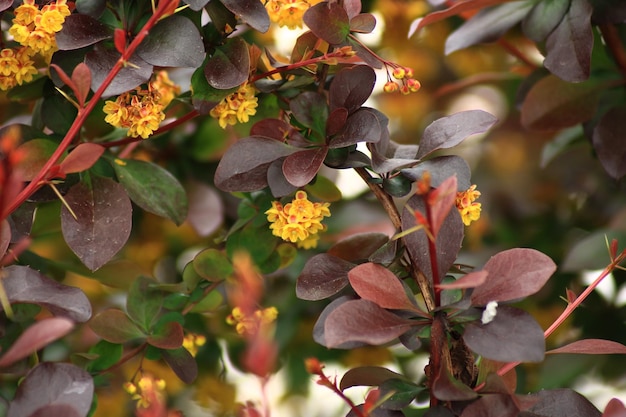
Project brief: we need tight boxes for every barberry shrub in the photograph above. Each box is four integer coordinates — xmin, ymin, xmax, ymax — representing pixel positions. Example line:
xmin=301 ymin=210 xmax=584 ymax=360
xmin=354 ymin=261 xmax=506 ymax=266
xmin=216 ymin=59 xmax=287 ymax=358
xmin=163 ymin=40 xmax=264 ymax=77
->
xmin=1 ymin=1 xmax=626 ymax=417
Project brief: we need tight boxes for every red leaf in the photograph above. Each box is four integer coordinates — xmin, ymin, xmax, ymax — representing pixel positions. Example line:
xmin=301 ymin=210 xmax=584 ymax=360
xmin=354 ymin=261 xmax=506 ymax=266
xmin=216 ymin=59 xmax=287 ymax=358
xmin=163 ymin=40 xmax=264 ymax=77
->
xmin=427 ymin=175 xmax=457 ymax=238
xmin=49 ymin=64 xmax=76 ymax=94
xmin=327 ymin=232 xmax=389 ymax=262
xmin=459 ymin=393 xmax=519 ymax=417
xmin=113 ymin=28 xmax=126 ymax=54
xmin=432 ymin=367 xmax=478 ymax=402
xmin=61 ymin=176 xmax=132 ymax=271
xmin=147 ymin=322 xmax=185 ymax=349
xmin=546 ymin=339 xmax=626 ymax=355
xmin=323 ymin=299 xmax=414 ymax=348
xmin=282 ymin=147 xmax=327 ymax=187
xmin=329 ymin=65 xmax=376 ymax=113
xmin=59 ymin=143 xmax=104 ymax=175
xmin=0 ymin=317 xmax=74 ymax=368
xmin=296 ymin=254 xmax=354 ymax=301
xmin=71 ymin=63 xmax=92 ymax=107
xmin=437 ymin=270 xmax=488 ymax=290
xmin=303 ymin=2 xmax=350 ymax=45
xmin=340 ymin=366 xmax=408 ymax=391
xmin=471 ymin=248 xmax=556 ymax=305
xmin=348 ymin=262 xmax=417 ymax=311
xmin=329 ymin=108 xmax=382 ymax=149
xmin=89 ymin=309 xmax=145 ymax=344
xmin=603 ymin=398 xmax=626 ymax=417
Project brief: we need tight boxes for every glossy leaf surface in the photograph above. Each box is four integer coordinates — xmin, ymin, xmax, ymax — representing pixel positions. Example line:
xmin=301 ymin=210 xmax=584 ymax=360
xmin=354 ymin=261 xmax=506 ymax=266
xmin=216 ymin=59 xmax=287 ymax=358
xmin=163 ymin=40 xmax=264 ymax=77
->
xmin=304 ymin=2 xmax=350 ymax=45
xmin=296 ymin=254 xmax=354 ymax=300
xmin=204 ymin=37 xmax=250 ymax=89
xmin=348 ymin=262 xmax=417 ymax=310
xmin=56 ymin=14 xmax=111 ymax=50
xmin=283 ymin=147 xmax=327 ymax=187
xmin=89 ymin=309 xmax=144 ymax=343
xmin=329 ymin=65 xmax=376 ymax=113
xmin=220 ymin=0 xmax=270 ymax=32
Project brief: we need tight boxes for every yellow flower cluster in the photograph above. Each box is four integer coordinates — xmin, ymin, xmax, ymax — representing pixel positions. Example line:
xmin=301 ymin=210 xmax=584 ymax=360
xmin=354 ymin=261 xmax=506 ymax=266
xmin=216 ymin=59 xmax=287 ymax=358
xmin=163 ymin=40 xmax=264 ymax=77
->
xmin=209 ymin=82 xmax=258 ymax=129
xmin=456 ymin=184 xmax=481 ymax=226
xmin=183 ymin=333 xmax=207 ymax=357
xmin=103 ymin=71 xmax=180 ymax=139
xmin=265 ymin=190 xmax=331 ymax=249
xmin=383 ymin=66 xmax=421 ymax=95
xmin=265 ymin=0 xmax=323 ymax=29
xmin=0 ymin=47 xmax=38 ymax=91
xmin=226 ymin=306 xmax=278 ymax=336
xmin=123 ymin=375 xmax=166 ymax=409
xmin=9 ymin=0 xmax=70 ymax=59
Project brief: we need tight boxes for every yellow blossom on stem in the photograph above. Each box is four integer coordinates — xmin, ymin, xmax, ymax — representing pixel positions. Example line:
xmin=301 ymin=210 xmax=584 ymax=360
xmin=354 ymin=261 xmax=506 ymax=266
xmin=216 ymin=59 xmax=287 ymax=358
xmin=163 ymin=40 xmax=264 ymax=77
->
xmin=265 ymin=0 xmax=323 ymax=30
xmin=124 ymin=375 xmax=166 ymax=409
xmin=0 ymin=47 xmax=38 ymax=91
xmin=265 ymin=191 xmax=331 ymax=249
xmin=456 ymin=184 xmax=482 ymax=226
xmin=183 ymin=333 xmax=207 ymax=357
xmin=209 ymin=82 xmax=258 ymax=129
xmin=226 ymin=306 xmax=278 ymax=336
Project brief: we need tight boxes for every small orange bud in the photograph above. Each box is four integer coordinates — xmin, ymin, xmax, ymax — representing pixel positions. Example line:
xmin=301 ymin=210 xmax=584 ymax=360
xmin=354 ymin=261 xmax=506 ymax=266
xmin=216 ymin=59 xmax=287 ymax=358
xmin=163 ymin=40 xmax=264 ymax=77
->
xmin=383 ymin=81 xmax=398 ymax=93
xmin=407 ymin=78 xmax=421 ymax=92
xmin=400 ymin=85 xmax=410 ymax=95
xmin=304 ymin=357 xmax=324 ymax=374
xmin=392 ymin=67 xmax=406 ymax=79
xmin=404 ymin=67 xmax=414 ymax=78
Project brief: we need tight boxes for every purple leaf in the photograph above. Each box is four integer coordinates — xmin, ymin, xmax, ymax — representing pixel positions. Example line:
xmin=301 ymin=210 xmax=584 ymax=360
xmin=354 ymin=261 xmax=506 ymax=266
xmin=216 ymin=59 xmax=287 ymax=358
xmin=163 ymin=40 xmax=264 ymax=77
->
xmin=471 ymin=248 xmax=556 ymax=305
xmin=546 ymin=339 xmax=626 ymax=355
xmin=283 ymin=147 xmax=327 ymax=187
xmin=603 ymin=399 xmax=626 ymax=417
xmin=437 ymin=270 xmax=488 ymax=290
xmin=268 ymin=159 xmax=298 ymax=197
xmin=522 ymin=0 xmax=570 ymax=43
xmin=61 ymin=176 xmax=132 ymax=271
xmin=348 ymin=262 xmax=417 ymax=310
xmin=88 ymin=309 xmax=144 ymax=344
xmin=214 ymin=136 xmax=299 ymax=192
xmin=432 ymin=367 xmax=478 ymax=402
xmin=0 ymin=317 xmax=74 ymax=368
xmin=324 ymin=299 xmax=414 ymax=348
xmin=401 ymin=155 xmax=471 ymax=191
xmin=85 ymin=43 xmax=153 ymax=97
xmin=343 ymin=0 xmax=362 ymax=19
xmin=220 ymin=0 xmax=270 ymax=32
xmin=327 ymin=107 xmax=349 ymax=136
xmin=7 ymin=362 xmax=94 ymax=417
xmin=162 ymin=347 xmax=198 ymax=384
xmin=2 ymin=265 xmax=91 ymax=322
xmin=350 ymin=13 xmax=376 ymax=33
xmin=445 ymin=1 xmax=533 ymax=55
xmin=463 ymin=306 xmax=545 ymax=363
xmin=185 ymin=181 xmax=224 ymax=237
xmin=328 ymin=232 xmax=389 ymax=262
xmin=0 ymin=0 xmax=11 ymax=12
xmin=329 ymin=108 xmax=382 ymax=149
xmin=340 ymin=366 xmax=408 ymax=390
xmin=183 ymin=0 xmax=210 ymax=11
xmin=250 ymin=119 xmax=292 ymax=141
xmin=592 ymin=106 xmax=626 ymax=180
xmin=401 ymin=195 xmax=464 ymax=284
xmin=137 ymin=15 xmax=205 ymax=68
xmin=520 ymin=75 xmax=599 ymax=131
xmin=329 ymin=65 xmax=376 ymax=113
xmin=314 ymin=296 xmax=365 ymax=349
xmin=304 ymin=2 xmax=350 ymax=45
xmin=459 ymin=393 xmax=519 ymax=417
xmin=296 ymin=254 xmax=354 ymax=300
xmin=525 ymin=389 xmax=601 ymax=417
xmin=59 ymin=143 xmax=104 ymax=175
xmin=417 ymin=110 xmax=497 ymax=160
xmin=290 ymin=91 xmax=328 ymax=133
xmin=147 ymin=321 xmax=185 ymax=349
xmin=544 ymin=0 xmax=593 ymax=82
xmin=204 ymin=37 xmax=250 ymax=89
xmin=56 ymin=14 xmax=111 ymax=50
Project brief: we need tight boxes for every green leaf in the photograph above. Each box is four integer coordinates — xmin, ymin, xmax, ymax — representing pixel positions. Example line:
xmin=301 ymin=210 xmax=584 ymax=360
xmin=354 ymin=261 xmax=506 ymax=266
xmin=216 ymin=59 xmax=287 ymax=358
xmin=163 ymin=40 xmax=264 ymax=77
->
xmin=193 ymin=249 xmax=233 ymax=281
xmin=126 ymin=276 xmax=163 ymax=332
xmin=41 ymin=93 xmax=78 ymax=135
xmin=188 ymin=290 xmax=223 ymax=313
xmin=89 ymin=309 xmax=145 ymax=343
xmin=305 ymin=175 xmax=342 ymax=202
xmin=379 ymin=379 xmax=425 ymax=410
xmin=226 ymin=224 xmax=278 ymax=266
xmin=110 ymin=157 xmax=188 ymax=225
xmin=85 ymin=340 xmax=123 ymax=373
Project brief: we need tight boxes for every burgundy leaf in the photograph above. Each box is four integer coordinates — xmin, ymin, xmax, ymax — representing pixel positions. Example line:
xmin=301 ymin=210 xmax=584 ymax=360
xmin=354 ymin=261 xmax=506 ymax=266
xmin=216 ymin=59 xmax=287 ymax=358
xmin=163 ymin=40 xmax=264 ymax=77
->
xmin=136 ymin=15 xmax=205 ymax=68
xmin=204 ymin=37 xmax=250 ymax=89
xmin=525 ymin=388 xmax=601 ymax=417
xmin=520 ymin=75 xmax=599 ymax=131
xmin=329 ymin=108 xmax=382 ymax=149
xmin=162 ymin=347 xmax=198 ymax=384
xmin=85 ymin=43 xmax=153 ymax=97
xmin=546 ymin=339 xmax=626 ymax=355
xmin=56 ymin=14 xmax=112 ymax=50
xmin=437 ymin=270 xmax=488 ymax=290
xmin=0 ymin=317 xmax=74 ymax=368
xmin=183 ymin=0 xmax=210 ymax=11
xmin=463 ymin=305 xmax=545 ymax=363
xmin=314 ymin=296 xmax=365 ymax=349
xmin=522 ymin=0 xmax=570 ymax=43
xmin=603 ymin=399 xmax=626 ymax=417
xmin=427 ymin=176 xmax=457 ymax=238
xmin=283 ymin=147 xmax=327 ymax=187
xmin=31 ymin=404 xmax=81 ymax=417
xmin=329 ymin=65 xmax=376 ymax=113
xmin=268 ymin=159 xmax=298 ymax=197
xmin=214 ymin=136 xmax=299 ymax=192
xmin=471 ymin=248 xmax=556 ymax=305
xmin=7 ymin=362 xmax=94 ymax=417
xmin=432 ymin=367 xmax=478 ymax=402
xmin=71 ymin=63 xmax=92 ymax=107
xmin=2 ymin=265 xmax=91 ymax=322
xmin=416 ymin=110 xmax=497 ymax=160
xmin=328 ymin=232 xmax=389 ymax=262
xmin=592 ymin=106 xmax=626 ymax=180
xmin=343 ymin=0 xmax=362 ymax=19
xmin=88 ymin=309 xmax=144 ymax=344
xmin=324 ymin=299 xmax=414 ymax=348
xmin=326 ymin=107 xmax=349 ymax=136
xmin=289 ymin=91 xmax=328 ymax=132
xmin=401 ymin=195 xmax=464 ymax=284
xmin=0 ymin=0 xmax=11 ymax=12
xmin=350 ymin=13 xmax=376 ymax=33
xmin=444 ymin=1 xmax=533 ymax=55
xmin=185 ymin=181 xmax=224 ymax=237
xmin=348 ymin=262 xmax=417 ymax=311
xmin=147 ymin=322 xmax=185 ymax=349
xmin=251 ymin=119 xmax=292 ymax=141
xmin=220 ymin=0 xmax=270 ymax=32
xmin=401 ymin=155 xmax=472 ymax=191
xmin=303 ymin=2 xmax=350 ymax=45
xmin=544 ymin=0 xmax=593 ymax=82
xmin=61 ymin=176 xmax=132 ymax=271
xmin=59 ymin=143 xmax=104 ymax=175
xmin=296 ymin=253 xmax=354 ymax=300
xmin=340 ymin=366 xmax=407 ymax=390
xmin=459 ymin=393 xmax=519 ymax=417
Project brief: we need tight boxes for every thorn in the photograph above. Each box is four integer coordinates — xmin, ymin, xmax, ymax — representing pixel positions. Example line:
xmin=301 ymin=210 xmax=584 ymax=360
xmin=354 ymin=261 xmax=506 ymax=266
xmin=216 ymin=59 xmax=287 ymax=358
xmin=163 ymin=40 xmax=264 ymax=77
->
xmin=49 ymin=182 xmax=77 ymax=220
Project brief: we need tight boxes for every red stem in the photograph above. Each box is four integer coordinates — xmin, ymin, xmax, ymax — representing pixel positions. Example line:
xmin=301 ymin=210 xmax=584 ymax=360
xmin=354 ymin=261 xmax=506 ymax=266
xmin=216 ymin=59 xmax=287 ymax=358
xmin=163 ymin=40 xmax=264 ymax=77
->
xmin=2 ymin=0 xmax=179 ymax=219
xmin=424 ymin=200 xmax=441 ymax=307
xmin=250 ymin=50 xmax=349 ymax=83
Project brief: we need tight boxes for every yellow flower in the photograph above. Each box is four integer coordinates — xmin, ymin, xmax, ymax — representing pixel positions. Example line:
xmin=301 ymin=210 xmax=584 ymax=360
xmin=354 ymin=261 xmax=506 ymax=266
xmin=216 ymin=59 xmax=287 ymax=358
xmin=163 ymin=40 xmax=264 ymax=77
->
xmin=36 ymin=9 xmax=65 ymax=33
xmin=13 ymin=1 xmax=39 ymax=26
xmin=0 ymin=47 xmax=38 ymax=91
xmin=456 ymin=184 xmax=482 ymax=226
xmin=266 ymin=0 xmax=323 ymax=30
xmin=183 ymin=333 xmax=207 ymax=357
xmin=265 ymin=191 xmax=330 ymax=248
xmin=0 ymin=49 xmax=19 ymax=77
xmin=153 ymin=70 xmax=180 ymax=107
xmin=210 ymin=82 xmax=258 ymax=129
xmin=227 ymin=306 xmax=278 ymax=336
